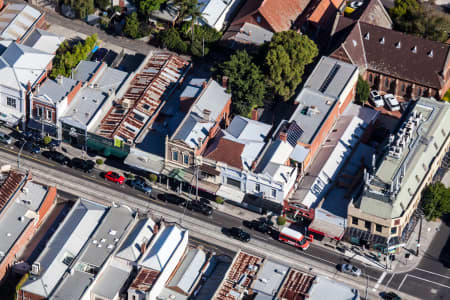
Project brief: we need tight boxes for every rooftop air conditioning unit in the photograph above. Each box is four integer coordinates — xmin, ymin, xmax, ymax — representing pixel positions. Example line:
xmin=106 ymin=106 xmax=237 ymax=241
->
xmin=122 ymin=98 xmax=132 ymax=109
xmin=31 ymin=262 xmax=40 ymax=275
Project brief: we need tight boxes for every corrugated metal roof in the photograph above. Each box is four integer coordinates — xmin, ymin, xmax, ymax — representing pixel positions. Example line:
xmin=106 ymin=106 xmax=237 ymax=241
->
xmin=0 ymin=4 xmax=41 ymax=40
xmin=167 ymin=248 xmax=206 ymax=295
xmin=116 ymin=218 xmax=155 ymax=262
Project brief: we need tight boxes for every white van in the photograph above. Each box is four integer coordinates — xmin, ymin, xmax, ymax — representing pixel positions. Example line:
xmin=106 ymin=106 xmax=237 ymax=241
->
xmin=384 ymin=94 xmax=400 ymax=111
xmin=369 ymin=90 xmax=384 ymax=107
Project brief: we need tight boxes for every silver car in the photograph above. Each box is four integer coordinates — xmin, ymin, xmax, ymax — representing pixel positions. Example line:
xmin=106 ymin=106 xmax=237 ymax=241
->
xmin=0 ymin=132 xmax=12 ymax=145
xmin=339 ymin=264 xmax=362 ymax=276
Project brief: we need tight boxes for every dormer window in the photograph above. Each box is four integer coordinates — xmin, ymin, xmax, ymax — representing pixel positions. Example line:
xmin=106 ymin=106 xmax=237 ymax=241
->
xmin=412 ymin=46 xmax=417 ymax=53
xmin=395 ymin=41 xmax=401 ymax=49
xmin=256 ymin=15 xmax=261 ymax=23
xmin=379 ymin=37 xmax=385 ymax=44
xmin=364 ymin=33 xmax=370 ymax=40
xmin=428 ymin=50 xmax=433 ymax=58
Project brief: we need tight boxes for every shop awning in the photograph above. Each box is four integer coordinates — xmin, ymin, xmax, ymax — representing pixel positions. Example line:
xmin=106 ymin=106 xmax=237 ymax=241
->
xmin=27 ymin=119 xmax=57 ymax=136
xmin=216 ymin=185 xmax=245 ymax=203
xmin=0 ymin=106 xmax=22 ymax=127
xmin=199 ymin=164 xmax=220 ymax=176
xmin=308 ymin=209 xmax=346 ymax=240
xmin=168 ymin=168 xmax=186 ymax=182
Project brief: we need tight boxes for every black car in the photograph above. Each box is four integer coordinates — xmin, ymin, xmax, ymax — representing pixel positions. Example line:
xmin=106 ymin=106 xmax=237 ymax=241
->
xmin=223 ymin=227 xmax=251 ymax=242
xmin=158 ymin=193 xmax=186 ymax=206
xmin=129 ymin=177 xmax=152 ymax=195
xmin=16 ymin=140 xmax=41 ymax=154
xmin=92 ymin=48 xmax=108 ymax=62
xmin=42 ymin=151 xmax=70 ymax=165
xmin=380 ymin=292 xmax=401 ymax=300
xmin=47 ymin=139 xmax=61 ymax=148
xmin=69 ymin=158 xmax=95 ymax=173
xmin=184 ymin=200 xmax=213 ymax=216
xmin=243 ymin=220 xmax=272 ymax=234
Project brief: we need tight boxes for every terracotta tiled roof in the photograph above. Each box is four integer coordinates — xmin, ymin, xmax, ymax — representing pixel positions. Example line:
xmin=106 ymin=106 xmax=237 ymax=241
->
xmin=0 ymin=170 xmax=25 ymax=212
xmin=336 ymin=20 xmax=450 ymax=89
xmin=306 ymin=0 xmax=344 ymax=24
xmin=204 ymin=138 xmax=245 ymax=170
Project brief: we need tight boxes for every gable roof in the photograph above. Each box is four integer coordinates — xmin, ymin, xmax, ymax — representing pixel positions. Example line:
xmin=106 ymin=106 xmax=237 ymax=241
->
xmin=334 ymin=20 xmax=450 ymax=89
xmin=230 ymin=0 xmax=310 ymax=33
xmin=23 ymin=29 xmax=65 ymax=54
xmin=116 ymin=218 xmax=155 ymax=262
xmin=204 ymin=137 xmax=245 ymax=170
xmin=344 ymin=0 xmax=392 ymax=28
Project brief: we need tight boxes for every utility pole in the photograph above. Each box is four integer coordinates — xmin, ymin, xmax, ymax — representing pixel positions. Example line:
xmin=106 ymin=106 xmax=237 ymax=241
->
xmin=17 ymin=142 xmax=26 ymax=169
xmin=195 ymin=163 xmax=199 ymax=201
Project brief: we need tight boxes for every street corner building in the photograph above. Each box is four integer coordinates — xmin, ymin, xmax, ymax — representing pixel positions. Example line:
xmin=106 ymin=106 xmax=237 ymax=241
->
xmin=346 ymin=97 xmax=450 ymax=252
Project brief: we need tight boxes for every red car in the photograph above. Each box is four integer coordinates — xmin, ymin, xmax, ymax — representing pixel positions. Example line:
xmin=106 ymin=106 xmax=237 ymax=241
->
xmin=104 ymin=171 xmax=125 ymax=184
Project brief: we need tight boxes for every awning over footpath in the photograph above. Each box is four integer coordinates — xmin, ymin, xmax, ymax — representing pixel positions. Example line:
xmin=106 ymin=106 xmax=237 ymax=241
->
xmin=27 ymin=119 xmax=57 ymax=136
xmin=165 ymin=167 xmax=220 ymax=194
xmin=124 ymin=148 xmax=165 ymax=175
xmin=0 ymin=106 xmax=22 ymax=127
xmin=308 ymin=208 xmax=346 ymax=240
xmin=216 ymin=185 xmax=245 ymax=203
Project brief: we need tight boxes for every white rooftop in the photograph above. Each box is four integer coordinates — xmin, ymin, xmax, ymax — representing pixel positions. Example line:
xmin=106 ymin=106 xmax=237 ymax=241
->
xmin=252 ymin=260 xmax=289 ymax=296
xmin=309 ymin=276 xmax=359 ymax=300
xmin=141 ymin=225 xmax=186 ymax=271
xmin=21 ymin=199 xmax=107 ymax=297
xmin=198 ymin=0 xmax=233 ymax=29
xmin=23 ymin=29 xmax=64 ymax=54
xmin=116 ymin=218 xmax=156 ymax=262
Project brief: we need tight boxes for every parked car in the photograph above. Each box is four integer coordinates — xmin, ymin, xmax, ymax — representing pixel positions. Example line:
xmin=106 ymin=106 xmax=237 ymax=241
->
xmin=369 ymin=90 xmax=384 ymax=107
xmin=69 ymin=158 xmax=95 ymax=173
xmin=129 ymin=177 xmax=152 ymax=195
xmin=104 ymin=171 xmax=125 ymax=184
xmin=222 ymin=227 xmax=251 ymax=242
xmin=380 ymin=292 xmax=401 ymax=300
xmin=20 ymin=131 xmax=33 ymax=140
xmin=92 ymin=48 xmax=108 ymax=62
xmin=0 ymin=132 xmax=13 ymax=144
xmin=47 ymin=139 xmax=61 ymax=148
xmin=158 ymin=193 xmax=186 ymax=206
xmin=184 ymin=200 xmax=213 ymax=216
xmin=339 ymin=264 xmax=362 ymax=276
xmin=42 ymin=151 xmax=70 ymax=165
xmin=384 ymin=94 xmax=400 ymax=111
xmin=16 ymin=140 xmax=41 ymax=154
xmin=243 ymin=220 xmax=272 ymax=234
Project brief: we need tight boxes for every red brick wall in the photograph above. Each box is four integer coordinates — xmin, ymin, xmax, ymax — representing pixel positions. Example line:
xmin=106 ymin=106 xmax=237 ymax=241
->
xmin=32 ymin=102 xmax=56 ymax=124
xmin=17 ymin=290 xmax=46 ymax=300
xmin=339 ymin=84 xmax=355 ymax=115
xmin=88 ymin=62 xmax=106 ymax=84
xmin=67 ymin=81 xmax=83 ymax=106
xmin=35 ymin=13 xmax=46 ymax=30
xmin=36 ymin=186 xmax=56 ymax=228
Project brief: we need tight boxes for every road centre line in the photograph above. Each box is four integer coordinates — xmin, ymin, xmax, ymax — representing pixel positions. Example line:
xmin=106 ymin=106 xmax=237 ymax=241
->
xmin=415 ymin=268 xmax=450 ymax=279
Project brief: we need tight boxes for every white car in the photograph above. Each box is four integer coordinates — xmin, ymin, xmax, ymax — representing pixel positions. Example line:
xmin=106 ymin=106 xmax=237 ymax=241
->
xmin=369 ymin=90 xmax=384 ymax=108
xmin=384 ymin=94 xmax=400 ymax=111
xmin=339 ymin=264 xmax=362 ymax=277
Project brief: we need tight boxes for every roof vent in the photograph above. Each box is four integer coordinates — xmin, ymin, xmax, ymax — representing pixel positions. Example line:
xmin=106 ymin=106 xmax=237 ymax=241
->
xmin=6 ymin=233 xmax=11 ymax=237
xmin=352 ymin=39 xmax=357 ymax=47
xmin=18 ymin=216 xmax=25 ymax=222
xmin=412 ymin=46 xmax=417 ymax=53
xmin=379 ymin=37 xmax=385 ymax=44
xmin=395 ymin=41 xmax=401 ymax=49
xmin=428 ymin=50 xmax=433 ymax=58
xmin=364 ymin=33 xmax=369 ymax=40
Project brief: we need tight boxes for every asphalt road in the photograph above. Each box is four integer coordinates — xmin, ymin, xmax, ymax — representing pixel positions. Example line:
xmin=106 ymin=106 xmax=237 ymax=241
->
xmin=0 ymin=142 xmax=384 ymax=282
xmin=382 ymin=220 xmax=450 ymax=300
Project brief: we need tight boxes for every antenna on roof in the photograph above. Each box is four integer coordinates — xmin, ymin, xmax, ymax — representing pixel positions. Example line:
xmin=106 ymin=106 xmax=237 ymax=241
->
xmin=371 ymin=154 xmax=376 ymax=172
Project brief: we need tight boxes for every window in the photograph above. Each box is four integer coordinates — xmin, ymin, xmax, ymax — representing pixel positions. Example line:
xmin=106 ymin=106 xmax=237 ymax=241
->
xmin=271 ymin=189 xmax=277 ymax=198
xmin=36 ymin=106 xmax=43 ymax=117
xmin=385 ymin=78 xmax=389 ymax=87
xmin=47 ymin=109 xmax=52 ymax=120
xmin=401 ymin=83 xmax=405 ymax=92
xmin=183 ymin=153 xmax=189 ymax=165
xmin=226 ymin=177 xmax=241 ymax=188
xmin=391 ymin=227 xmax=397 ymax=234
xmin=369 ymin=74 xmax=373 ymax=82
xmin=364 ymin=221 xmax=371 ymax=230
xmin=394 ymin=219 xmax=400 ymax=225
xmin=418 ymin=87 xmax=422 ymax=95
xmin=6 ymin=97 xmax=16 ymax=108
xmin=172 ymin=151 xmax=179 ymax=161
xmin=256 ymin=15 xmax=261 ymax=23
xmin=352 ymin=217 xmax=358 ymax=225
xmin=376 ymin=224 xmax=382 ymax=232
xmin=255 ymin=183 xmax=260 ymax=192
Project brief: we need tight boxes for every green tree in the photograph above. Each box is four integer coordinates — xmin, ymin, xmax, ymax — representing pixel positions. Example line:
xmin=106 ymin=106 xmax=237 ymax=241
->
xmin=96 ymin=159 xmax=104 ymax=165
xmin=277 ymin=216 xmax=286 ymax=226
xmin=43 ymin=136 xmax=52 ymax=145
xmin=356 ymin=75 xmax=370 ymax=106
xmin=149 ymin=174 xmax=158 ymax=182
xmin=218 ymin=50 xmax=266 ymax=116
xmin=94 ymin=0 xmax=110 ymax=10
xmin=181 ymin=24 xmax=221 ymax=56
xmin=265 ymin=30 xmax=318 ymax=100
xmin=160 ymin=28 xmax=188 ymax=53
xmin=124 ymin=12 xmax=140 ymax=39
xmin=138 ymin=0 xmax=167 ymax=17
xmin=215 ymin=196 xmax=224 ymax=204
xmin=421 ymin=182 xmax=450 ymax=221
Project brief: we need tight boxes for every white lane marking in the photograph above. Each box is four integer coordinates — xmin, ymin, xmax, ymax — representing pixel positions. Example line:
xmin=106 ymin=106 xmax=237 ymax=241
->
xmin=398 ymin=274 xmax=409 ymax=290
xmin=374 ymin=271 xmax=387 ymax=290
xmin=406 ymin=274 xmax=450 ymax=289
xmin=415 ymin=268 xmax=450 ymax=279
xmin=385 ymin=273 xmax=396 ymax=288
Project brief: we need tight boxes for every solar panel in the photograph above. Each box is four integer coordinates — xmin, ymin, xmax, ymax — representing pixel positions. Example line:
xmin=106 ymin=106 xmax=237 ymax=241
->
xmin=319 ymin=64 xmax=340 ymax=93
xmin=286 ymin=121 xmax=304 ymax=146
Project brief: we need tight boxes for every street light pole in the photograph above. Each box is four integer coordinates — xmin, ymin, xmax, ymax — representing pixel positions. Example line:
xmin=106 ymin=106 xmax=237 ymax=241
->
xmin=17 ymin=142 xmax=26 ymax=169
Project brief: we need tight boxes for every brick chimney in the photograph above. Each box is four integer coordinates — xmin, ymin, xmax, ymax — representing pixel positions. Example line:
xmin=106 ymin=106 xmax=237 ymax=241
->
xmin=222 ymin=76 xmax=229 ymax=88
xmin=279 ymin=131 xmax=287 ymax=142
xmin=251 ymin=109 xmax=258 ymax=121
xmin=140 ymin=241 xmax=147 ymax=255
xmin=203 ymin=109 xmax=211 ymax=121
xmin=251 ymin=160 xmax=257 ymax=171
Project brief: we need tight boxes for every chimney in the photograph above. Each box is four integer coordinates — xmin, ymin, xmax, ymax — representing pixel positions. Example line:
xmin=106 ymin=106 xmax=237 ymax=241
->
xmin=279 ymin=131 xmax=287 ymax=142
xmin=36 ymin=84 xmax=40 ymax=94
xmin=248 ymin=30 xmax=252 ymax=36
xmin=140 ymin=241 xmax=147 ymax=255
xmin=203 ymin=109 xmax=211 ymax=121
xmin=251 ymin=160 xmax=257 ymax=171
xmin=251 ymin=109 xmax=258 ymax=121
xmin=202 ymin=81 xmax=207 ymax=89
xmin=26 ymin=81 xmax=31 ymax=93
xmin=222 ymin=76 xmax=229 ymax=88
xmin=57 ymin=75 xmax=63 ymax=85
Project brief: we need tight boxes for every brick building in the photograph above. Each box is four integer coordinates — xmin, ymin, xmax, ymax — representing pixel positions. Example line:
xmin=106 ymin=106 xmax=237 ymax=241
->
xmin=330 ymin=17 xmax=450 ymax=100
xmin=0 ymin=165 xmax=56 ymax=282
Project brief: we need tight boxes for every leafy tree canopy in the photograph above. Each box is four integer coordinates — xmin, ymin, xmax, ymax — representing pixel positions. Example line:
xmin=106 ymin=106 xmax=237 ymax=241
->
xmin=421 ymin=182 xmax=450 ymax=221
xmin=94 ymin=0 xmax=110 ymax=10
xmin=138 ymin=0 xmax=167 ymax=17
xmin=124 ymin=12 xmax=140 ymax=39
xmin=390 ymin=0 xmax=450 ymax=43
xmin=265 ymin=30 xmax=318 ymax=100
xmin=160 ymin=28 xmax=188 ymax=53
xmin=218 ymin=50 xmax=266 ymax=116
xmin=356 ymin=76 xmax=370 ymax=105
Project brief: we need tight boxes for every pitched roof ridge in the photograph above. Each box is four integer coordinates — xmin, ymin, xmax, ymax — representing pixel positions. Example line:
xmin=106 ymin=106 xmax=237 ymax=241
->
xmin=356 ymin=21 xmax=368 ymax=69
